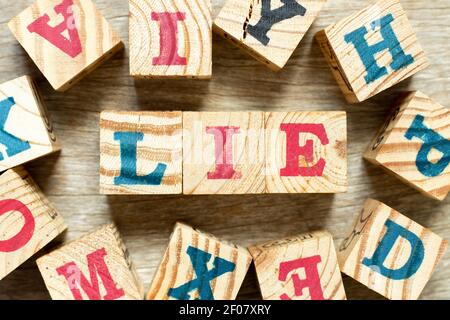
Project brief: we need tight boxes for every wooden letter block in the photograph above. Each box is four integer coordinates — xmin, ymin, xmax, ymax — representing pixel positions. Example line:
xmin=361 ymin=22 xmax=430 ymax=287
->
xmin=183 ymin=112 xmax=265 ymax=194
xmin=37 ymin=224 xmax=143 ymax=300
xmin=0 ymin=76 xmax=59 ymax=171
xmin=338 ymin=199 xmax=448 ymax=300
xmin=8 ymin=0 xmax=123 ymax=91
xmin=129 ymin=0 xmax=212 ymax=78
xmin=364 ymin=92 xmax=450 ymax=201
xmin=214 ymin=0 xmax=327 ymax=71
xmin=265 ymin=111 xmax=347 ymax=193
xmin=315 ymin=0 xmax=429 ymax=103
xmin=147 ymin=222 xmax=252 ymax=300
xmin=100 ymin=111 xmax=182 ymax=195
xmin=249 ymin=231 xmax=346 ymax=300
xmin=0 ymin=167 xmax=66 ymax=281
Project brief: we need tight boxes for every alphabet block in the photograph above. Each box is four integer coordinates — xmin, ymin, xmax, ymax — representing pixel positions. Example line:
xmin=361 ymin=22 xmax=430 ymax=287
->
xmin=183 ymin=112 xmax=265 ymax=194
xmin=147 ymin=222 xmax=252 ymax=300
xmin=315 ymin=0 xmax=429 ymax=103
xmin=36 ymin=224 xmax=143 ymax=300
xmin=338 ymin=199 xmax=448 ymax=300
xmin=265 ymin=111 xmax=347 ymax=193
xmin=129 ymin=0 xmax=212 ymax=78
xmin=100 ymin=111 xmax=182 ymax=194
xmin=364 ymin=92 xmax=449 ymax=201
xmin=0 ymin=76 xmax=59 ymax=171
xmin=214 ymin=0 xmax=327 ymax=71
xmin=249 ymin=231 xmax=346 ymax=300
xmin=0 ymin=167 xmax=66 ymax=281
xmin=8 ymin=0 xmax=123 ymax=91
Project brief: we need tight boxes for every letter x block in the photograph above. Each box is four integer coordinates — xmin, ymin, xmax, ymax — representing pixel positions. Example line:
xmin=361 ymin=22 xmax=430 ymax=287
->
xmin=0 ymin=167 xmax=66 ymax=281
xmin=0 ymin=76 xmax=59 ymax=171
xmin=249 ymin=231 xmax=346 ymax=300
xmin=364 ymin=92 xmax=450 ymax=201
xmin=214 ymin=0 xmax=327 ymax=71
xmin=100 ymin=111 xmax=182 ymax=194
xmin=8 ymin=0 xmax=123 ymax=91
xmin=338 ymin=199 xmax=448 ymax=300
xmin=37 ymin=224 xmax=143 ymax=300
xmin=315 ymin=0 xmax=429 ymax=103
xmin=147 ymin=223 xmax=252 ymax=300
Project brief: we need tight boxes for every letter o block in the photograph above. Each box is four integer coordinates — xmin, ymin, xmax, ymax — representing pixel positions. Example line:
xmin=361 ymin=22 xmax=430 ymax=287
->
xmin=338 ymin=199 xmax=448 ymax=300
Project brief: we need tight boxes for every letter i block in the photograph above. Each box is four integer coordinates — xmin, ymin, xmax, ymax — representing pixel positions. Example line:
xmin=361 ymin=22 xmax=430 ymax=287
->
xmin=364 ymin=92 xmax=450 ymax=201
xmin=315 ymin=0 xmax=429 ymax=103
xmin=0 ymin=167 xmax=66 ymax=281
xmin=339 ymin=199 xmax=448 ymax=300
xmin=249 ymin=231 xmax=346 ymax=300
xmin=37 ymin=224 xmax=143 ymax=300
xmin=8 ymin=0 xmax=123 ymax=91
xmin=0 ymin=76 xmax=59 ymax=171
xmin=265 ymin=111 xmax=347 ymax=193
xmin=129 ymin=0 xmax=212 ymax=78
xmin=99 ymin=111 xmax=182 ymax=194
xmin=214 ymin=0 xmax=327 ymax=71
xmin=183 ymin=112 xmax=265 ymax=194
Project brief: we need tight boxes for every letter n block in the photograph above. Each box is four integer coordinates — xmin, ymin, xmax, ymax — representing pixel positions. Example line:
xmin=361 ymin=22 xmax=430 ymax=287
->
xmin=249 ymin=231 xmax=346 ymax=300
xmin=265 ymin=111 xmax=347 ymax=193
xmin=214 ymin=0 xmax=327 ymax=71
xmin=99 ymin=111 xmax=182 ymax=194
xmin=338 ymin=199 xmax=448 ymax=300
xmin=315 ymin=0 xmax=429 ymax=103
xmin=0 ymin=167 xmax=66 ymax=280
xmin=364 ymin=92 xmax=450 ymax=201
xmin=36 ymin=224 xmax=143 ymax=300
xmin=0 ymin=76 xmax=59 ymax=171
xmin=129 ymin=0 xmax=212 ymax=78
xmin=8 ymin=0 xmax=123 ymax=91
xmin=147 ymin=222 xmax=252 ymax=300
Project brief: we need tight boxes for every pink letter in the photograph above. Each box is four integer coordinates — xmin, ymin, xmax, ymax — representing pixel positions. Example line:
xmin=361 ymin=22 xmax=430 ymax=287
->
xmin=0 ymin=199 xmax=35 ymax=252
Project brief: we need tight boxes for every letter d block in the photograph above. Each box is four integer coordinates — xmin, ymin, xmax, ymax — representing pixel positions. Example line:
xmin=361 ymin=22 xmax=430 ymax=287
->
xmin=37 ymin=224 xmax=143 ymax=300
xmin=339 ymin=199 xmax=448 ymax=300
xmin=315 ymin=0 xmax=429 ymax=103
xmin=147 ymin=223 xmax=252 ymax=300
xmin=364 ymin=92 xmax=450 ymax=201
xmin=249 ymin=231 xmax=346 ymax=300
xmin=0 ymin=167 xmax=66 ymax=280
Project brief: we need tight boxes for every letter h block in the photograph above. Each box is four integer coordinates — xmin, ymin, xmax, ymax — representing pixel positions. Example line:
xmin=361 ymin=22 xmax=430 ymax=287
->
xmin=249 ymin=231 xmax=346 ymax=300
xmin=364 ymin=91 xmax=450 ymax=201
xmin=338 ymin=199 xmax=448 ymax=300
xmin=315 ymin=0 xmax=429 ymax=103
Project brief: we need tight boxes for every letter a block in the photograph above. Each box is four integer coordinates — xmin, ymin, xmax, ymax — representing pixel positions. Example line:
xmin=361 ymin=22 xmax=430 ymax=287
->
xmin=100 ymin=111 xmax=182 ymax=194
xmin=338 ymin=199 xmax=448 ymax=300
xmin=147 ymin=223 xmax=252 ymax=300
xmin=0 ymin=76 xmax=59 ymax=171
xmin=265 ymin=111 xmax=347 ymax=193
xmin=364 ymin=92 xmax=450 ymax=201
xmin=129 ymin=0 xmax=212 ymax=78
xmin=249 ymin=231 xmax=346 ymax=300
xmin=315 ymin=0 xmax=429 ymax=103
xmin=37 ymin=224 xmax=143 ymax=300
xmin=8 ymin=0 xmax=123 ymax=91
xmin=0 ymin=167 xmax=66 ymax=280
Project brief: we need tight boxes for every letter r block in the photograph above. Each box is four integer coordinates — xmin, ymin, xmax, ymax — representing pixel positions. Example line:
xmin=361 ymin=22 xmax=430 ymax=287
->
xmin=249 ymin=231 xmax=346 ymax=300
xmin=339 ymin=199 xmax=448 ymax=300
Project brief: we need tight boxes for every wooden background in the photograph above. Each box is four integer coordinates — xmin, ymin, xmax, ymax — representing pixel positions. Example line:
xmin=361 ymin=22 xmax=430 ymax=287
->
xmin=0 ymin=0 xmax=449 ymax=300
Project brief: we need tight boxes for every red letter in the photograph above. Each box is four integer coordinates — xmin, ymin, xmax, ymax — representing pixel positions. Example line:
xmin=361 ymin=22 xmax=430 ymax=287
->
xmin=27 ymin=0 xmax=82 ymax=58
xmin=0 ymin=199 xmax=35 ymax=252
xmin=206 ymin=126 xmax=242 ymax=180
xmin=56 ymin=248 xmax=125 ymax=300
xmin=280 ymin=123 xmax=329 ymax=177
xmin=278 ymin=255 xmax=325 ymax=300
xmin=151 ymin=12 xmax=187 ymax=65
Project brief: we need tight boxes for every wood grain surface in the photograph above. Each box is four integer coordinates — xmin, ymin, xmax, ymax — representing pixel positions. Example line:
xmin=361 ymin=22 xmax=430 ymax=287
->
xmin=0 ymin=0 xmax=448 ymax=299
